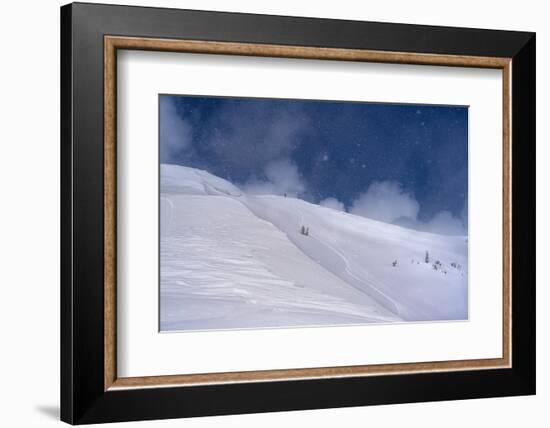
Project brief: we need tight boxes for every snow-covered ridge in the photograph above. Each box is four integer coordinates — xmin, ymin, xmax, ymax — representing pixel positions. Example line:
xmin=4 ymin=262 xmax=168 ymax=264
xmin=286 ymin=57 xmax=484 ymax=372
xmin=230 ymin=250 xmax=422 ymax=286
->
xmin=160 ymin=164 xmax=468 ymax=331
xmin=161 ymin=163 xmax=242 ymax=196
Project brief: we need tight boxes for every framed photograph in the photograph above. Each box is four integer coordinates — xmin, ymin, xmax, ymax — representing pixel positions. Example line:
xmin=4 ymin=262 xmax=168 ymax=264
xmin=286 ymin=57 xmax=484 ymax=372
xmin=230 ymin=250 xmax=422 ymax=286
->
xmin=60 ymin=2 xmax=535 ymax=424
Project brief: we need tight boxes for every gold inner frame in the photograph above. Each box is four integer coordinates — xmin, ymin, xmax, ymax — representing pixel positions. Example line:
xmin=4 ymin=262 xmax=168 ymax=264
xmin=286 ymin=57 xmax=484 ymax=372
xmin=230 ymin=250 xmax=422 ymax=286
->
xmin=104 ymin=35 xmax=512 ymax=391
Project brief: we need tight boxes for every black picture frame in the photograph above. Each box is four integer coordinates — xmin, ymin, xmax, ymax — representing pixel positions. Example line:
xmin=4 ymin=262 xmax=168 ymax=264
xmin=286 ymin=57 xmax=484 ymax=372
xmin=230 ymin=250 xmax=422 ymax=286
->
xmin=61 ymin=2 xmax=535 ymax=424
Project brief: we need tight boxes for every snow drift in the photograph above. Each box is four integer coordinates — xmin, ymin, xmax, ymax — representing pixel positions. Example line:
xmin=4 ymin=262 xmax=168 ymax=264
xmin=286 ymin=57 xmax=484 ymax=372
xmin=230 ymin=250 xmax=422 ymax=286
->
xmin=160 ymin=164 xmax=468 ymax=331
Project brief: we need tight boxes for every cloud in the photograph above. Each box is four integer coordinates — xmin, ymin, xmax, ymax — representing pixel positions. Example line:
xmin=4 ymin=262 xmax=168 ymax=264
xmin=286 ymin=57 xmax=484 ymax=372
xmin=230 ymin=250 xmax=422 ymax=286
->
xmin=350 ymin=181 xmax=420 ymax=223
xmin=202 ymin=102 xmax=310 ymax=173
xmin=319 ymin=197 xmax=345 ymax=212
xmin=350 ymin=180 xmax=466 ymax=236
xmin=421 ymin=211 xmax=466 ymax=235
xmin=159 ymin=97 xmax=193 ymax=162
xmin=243 ymin=159 xmax=306 ymax=197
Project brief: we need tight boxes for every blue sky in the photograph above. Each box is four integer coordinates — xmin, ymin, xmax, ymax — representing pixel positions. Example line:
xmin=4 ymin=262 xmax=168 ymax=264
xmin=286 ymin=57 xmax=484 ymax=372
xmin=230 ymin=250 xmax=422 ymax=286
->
xmin=160 ymin=94 xmax=468 ymax=235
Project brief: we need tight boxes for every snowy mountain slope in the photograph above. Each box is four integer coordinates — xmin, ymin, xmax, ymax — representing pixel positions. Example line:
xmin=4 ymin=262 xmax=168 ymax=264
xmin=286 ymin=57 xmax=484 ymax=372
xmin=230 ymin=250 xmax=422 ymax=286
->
xmin=160 ymin=194 xmax=399 ymax=331
xmin=160 ymin=164 xmax=468 ymax=331
xmin=244 ymin=196 xmax=468 ymax=321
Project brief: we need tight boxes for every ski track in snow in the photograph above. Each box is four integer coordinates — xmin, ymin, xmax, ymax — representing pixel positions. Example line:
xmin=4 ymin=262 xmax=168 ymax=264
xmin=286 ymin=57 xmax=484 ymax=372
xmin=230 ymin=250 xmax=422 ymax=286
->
xmin=308 ymin=232 xmax=401 ymax=315
xmin=282 ymin=206 xmax=401 ymax=314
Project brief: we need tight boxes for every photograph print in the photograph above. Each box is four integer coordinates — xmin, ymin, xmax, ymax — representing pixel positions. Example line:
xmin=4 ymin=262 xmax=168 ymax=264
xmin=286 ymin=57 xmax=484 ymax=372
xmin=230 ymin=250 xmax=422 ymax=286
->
xmin=159 ymin=94 xmax=468 ymax=332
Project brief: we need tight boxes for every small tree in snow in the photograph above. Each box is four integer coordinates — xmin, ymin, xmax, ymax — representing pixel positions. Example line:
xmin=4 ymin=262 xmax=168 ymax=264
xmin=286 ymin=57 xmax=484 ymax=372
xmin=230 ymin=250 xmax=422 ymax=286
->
xmin=425 ymin=250 xmax=430 ymax=263
xmin=392 ymin=260 xmax=398 ymax=267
